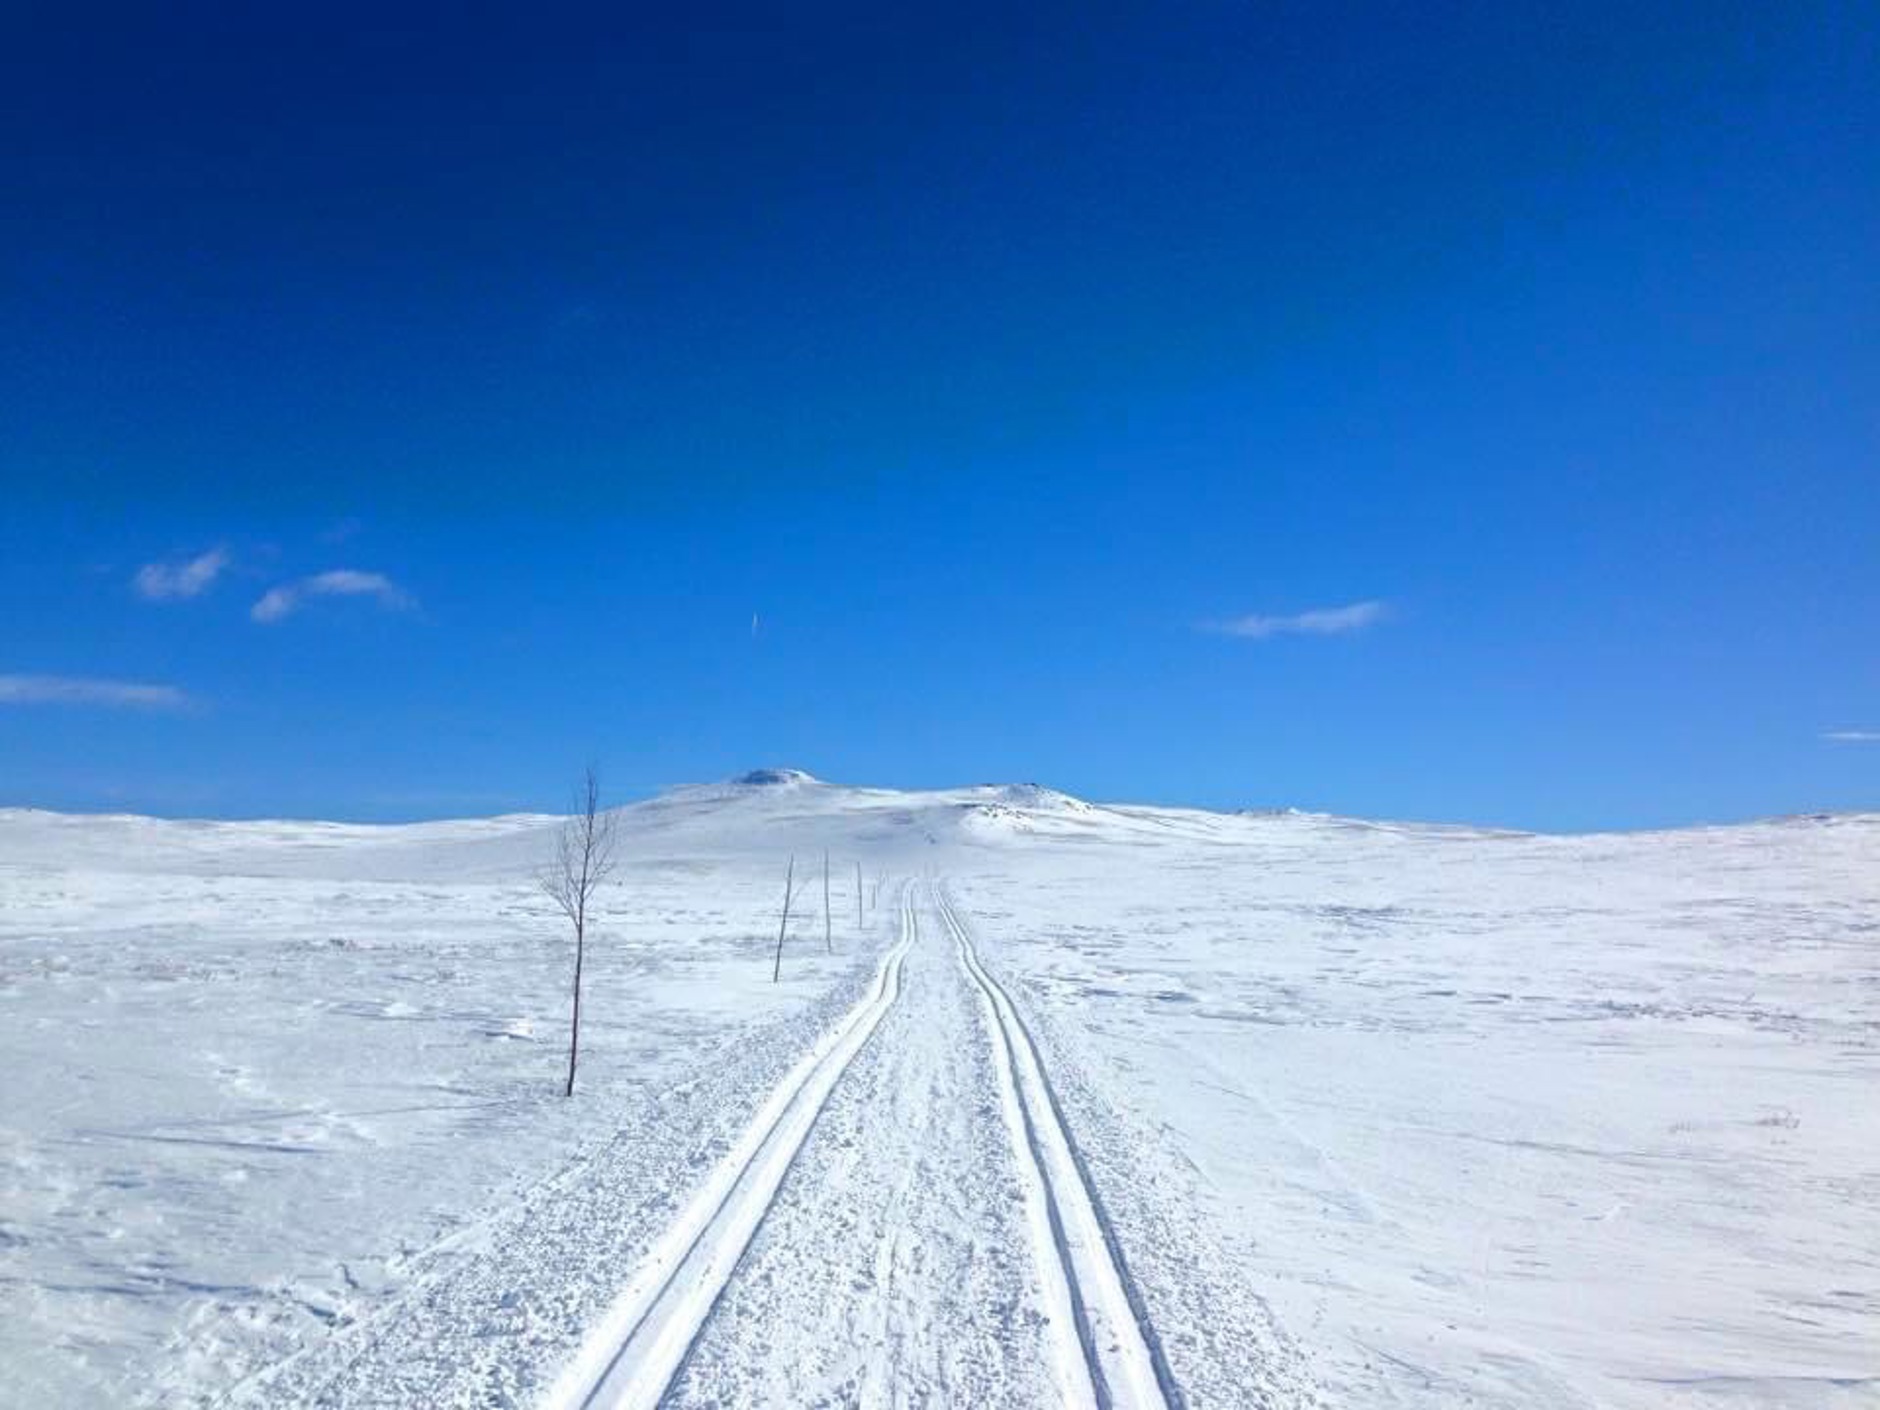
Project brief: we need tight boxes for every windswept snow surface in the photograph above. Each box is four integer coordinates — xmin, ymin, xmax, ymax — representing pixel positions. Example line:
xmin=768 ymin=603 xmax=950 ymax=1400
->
xmin=1 ymin=778 xmax=1875 ymax=1408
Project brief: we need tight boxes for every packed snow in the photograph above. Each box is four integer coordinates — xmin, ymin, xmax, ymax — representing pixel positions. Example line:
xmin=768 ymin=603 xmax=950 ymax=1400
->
xmin=1 ymin=778 xmax=1875 ymax=1407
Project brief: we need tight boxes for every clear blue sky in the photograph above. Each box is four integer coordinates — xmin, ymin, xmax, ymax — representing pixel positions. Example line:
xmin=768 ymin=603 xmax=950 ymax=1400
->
xmin=2 ymin=2 xmax=1875 ymax=830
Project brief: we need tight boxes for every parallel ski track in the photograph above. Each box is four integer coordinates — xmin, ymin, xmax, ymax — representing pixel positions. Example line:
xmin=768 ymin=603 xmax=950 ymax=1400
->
xmin=543 ymin=885 xmax=916 ymax=1410
xmin=937 ymin=884 xmax=1180 ymax=1410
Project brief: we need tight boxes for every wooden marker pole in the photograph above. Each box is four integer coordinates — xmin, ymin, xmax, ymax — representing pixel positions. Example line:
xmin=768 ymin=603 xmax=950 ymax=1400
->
xmin=772 ymin=855 xmax=795 ymax=982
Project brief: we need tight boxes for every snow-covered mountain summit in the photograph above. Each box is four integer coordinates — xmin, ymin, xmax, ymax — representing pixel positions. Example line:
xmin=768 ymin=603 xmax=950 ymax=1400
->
xmin=730 ymin=767 xmax=818 ymax=788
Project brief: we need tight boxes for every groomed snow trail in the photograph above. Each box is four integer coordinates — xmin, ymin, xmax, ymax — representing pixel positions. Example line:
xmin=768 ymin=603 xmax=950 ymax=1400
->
xmin=541 ymin=887 xmax=917 ymax=1410
xmin=936 ymin=886 xmax=1176 ymax=1410
xmin=661 ymin=878 xmax=1057 ymax=1405
xmin=543 ymin=880 xmax=1180 ymax=1409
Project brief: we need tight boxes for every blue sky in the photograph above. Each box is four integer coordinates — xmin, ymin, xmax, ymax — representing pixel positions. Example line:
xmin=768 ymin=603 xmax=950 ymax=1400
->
xmin=2 ymin=2 xmax=1875 ymax=830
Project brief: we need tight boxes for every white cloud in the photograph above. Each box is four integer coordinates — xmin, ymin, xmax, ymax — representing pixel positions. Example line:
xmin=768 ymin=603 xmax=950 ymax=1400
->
xmin=133 ymin=546 xmax=230 ymax=600
xmin=1201 ymin=599 xmax=1390 ymax=639
xmin=251 ymin=569 xmax=416 ymax=624
xmin=1823 ymin=730 xmax=1880 ymax=743
xmin=0 ymin=673 xmax=191 ymax=710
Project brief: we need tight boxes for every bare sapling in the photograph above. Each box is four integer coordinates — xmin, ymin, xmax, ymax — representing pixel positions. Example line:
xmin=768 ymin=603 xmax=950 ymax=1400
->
xmin=823 ymin=849 xmax=833 ymax=954
xmin=539 ymin=764 xmax=618 ymax=1097
xmin=856 ymin=860 xmax=863 ymax=928
xmin=772 ymin=854 xmax=795 ymax=982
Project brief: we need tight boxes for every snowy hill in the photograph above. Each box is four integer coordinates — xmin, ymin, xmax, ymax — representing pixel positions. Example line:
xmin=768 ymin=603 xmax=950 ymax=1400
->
xmin=2 ymin=781 xmax=1877 ymax=1408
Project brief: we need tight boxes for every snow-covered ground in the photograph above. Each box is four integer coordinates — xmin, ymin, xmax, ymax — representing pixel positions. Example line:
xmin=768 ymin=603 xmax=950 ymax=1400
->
xmin=1 ymin=774 xmax=1875 ymax=1407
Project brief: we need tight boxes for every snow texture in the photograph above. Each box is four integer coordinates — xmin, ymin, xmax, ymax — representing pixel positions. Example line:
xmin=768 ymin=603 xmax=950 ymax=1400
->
xmin=1 ymin=779 xmax=1875 ymax=1408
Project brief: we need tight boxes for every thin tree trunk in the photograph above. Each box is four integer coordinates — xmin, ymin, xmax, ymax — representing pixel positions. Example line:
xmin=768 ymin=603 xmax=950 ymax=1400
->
xmin=856 ymin=861 xmax=863 ymax=927
xmin=565 ymin=912 xmax=584 ymax=1097
xmin=541 ymin=763 xmax=615 ymax=1099
xmin=772 ymin=855 xmax=795 ymax=982
xmin=823 ymin=850 xmax=832 ymax=954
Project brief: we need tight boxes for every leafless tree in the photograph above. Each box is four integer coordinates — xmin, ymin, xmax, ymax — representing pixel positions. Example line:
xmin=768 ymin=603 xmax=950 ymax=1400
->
xmin=539 ymin=765 xmax=617 ymax=1097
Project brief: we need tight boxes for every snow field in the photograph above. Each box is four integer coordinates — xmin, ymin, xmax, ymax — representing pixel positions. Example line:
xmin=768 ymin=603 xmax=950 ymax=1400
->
xmin=2 ymin=782 xmax=1873 ymax=1408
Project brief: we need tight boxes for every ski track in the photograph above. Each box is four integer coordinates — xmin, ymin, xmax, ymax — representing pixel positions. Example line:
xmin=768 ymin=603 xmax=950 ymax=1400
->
xmin=541 ymin=886 xmax=917 ymax=1410
xmin=660 ymin=878 xmax=1052 ymax=1407
xmin=936 ymin=885 xmax=1176 ymax=1410
xmin=547 ymin=879 xmax=1179 ymax=1410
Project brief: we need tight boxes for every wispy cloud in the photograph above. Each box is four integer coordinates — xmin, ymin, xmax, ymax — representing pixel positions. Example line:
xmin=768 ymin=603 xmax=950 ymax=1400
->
xmin=1201 ymin=599 xmax=1390 ymax=640
xmin=133 ymin=546 xmax=230 ymax=601
xmin=0 ymin=673 xmax=191 ymax=710
xmin=1823 ymin=730 xmax=1880 ymax=743
xmin=251 ymin=569 xmax=416 ymax=624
